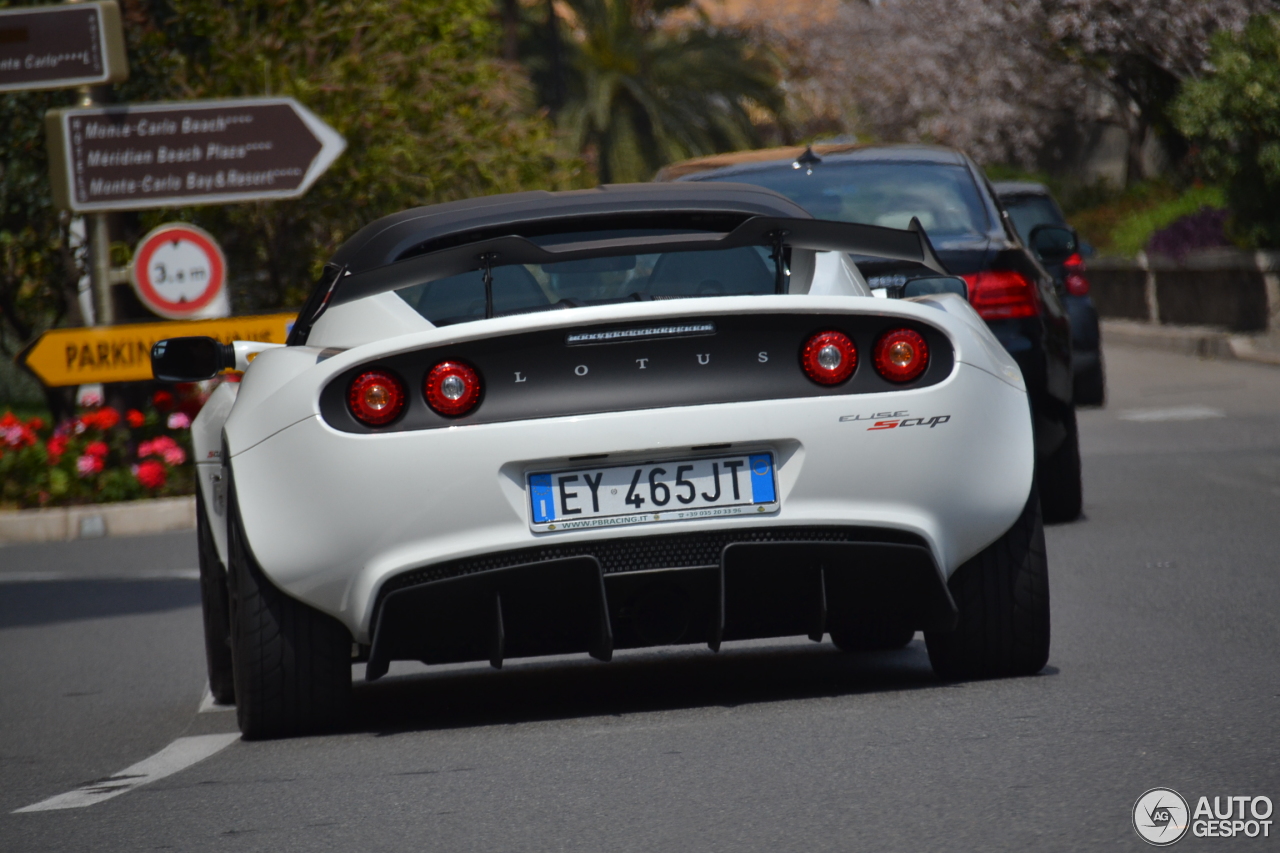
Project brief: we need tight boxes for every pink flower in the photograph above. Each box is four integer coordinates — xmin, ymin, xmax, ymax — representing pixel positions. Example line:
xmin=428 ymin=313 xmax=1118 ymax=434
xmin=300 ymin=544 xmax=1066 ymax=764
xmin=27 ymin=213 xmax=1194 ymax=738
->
xmin=76 ymin=453 xmax=104 ymax=478
xmin=161 ymin=445 xmax=186 ymax=466
xmin=80 ymin=391 xmax=103 ymax=408
xmin=134 ymin=459 xmax=166 ymax=489
xmin=167 ymin=412 xmax=191 ymax=430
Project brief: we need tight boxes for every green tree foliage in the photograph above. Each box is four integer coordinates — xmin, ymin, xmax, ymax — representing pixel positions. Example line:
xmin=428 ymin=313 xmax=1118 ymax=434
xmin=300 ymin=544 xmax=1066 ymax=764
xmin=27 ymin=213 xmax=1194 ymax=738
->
xmin=0 ymin=0 xmax=581 ymax=351
xmin=1173 ymin=15 xmax=1280 ymax=248
xmin=550 ymin=0 xmax=783 ymax=183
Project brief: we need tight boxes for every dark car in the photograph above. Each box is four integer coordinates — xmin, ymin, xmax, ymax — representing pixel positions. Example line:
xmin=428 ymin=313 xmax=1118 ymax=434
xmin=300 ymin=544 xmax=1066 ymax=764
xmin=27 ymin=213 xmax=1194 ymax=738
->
xmin=658 ymin=144 xmax=1082 ymax=522
xmin=993 ymin=181 xmax=1105 ymax=406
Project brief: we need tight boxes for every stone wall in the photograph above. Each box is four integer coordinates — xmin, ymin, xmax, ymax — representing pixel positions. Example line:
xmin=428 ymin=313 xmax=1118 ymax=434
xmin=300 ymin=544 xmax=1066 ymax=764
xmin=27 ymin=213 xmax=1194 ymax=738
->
xmin=1088 ymin=250 xmax=1280 ymax=334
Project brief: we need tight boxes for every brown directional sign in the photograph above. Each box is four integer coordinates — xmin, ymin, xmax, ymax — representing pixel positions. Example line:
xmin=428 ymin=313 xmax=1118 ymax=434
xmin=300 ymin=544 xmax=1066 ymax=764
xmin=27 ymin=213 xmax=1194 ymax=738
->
xmin=45 ymin=97 xmax=347 ymax=212
xmin=0 ymin=2 xmax=127 ymax=93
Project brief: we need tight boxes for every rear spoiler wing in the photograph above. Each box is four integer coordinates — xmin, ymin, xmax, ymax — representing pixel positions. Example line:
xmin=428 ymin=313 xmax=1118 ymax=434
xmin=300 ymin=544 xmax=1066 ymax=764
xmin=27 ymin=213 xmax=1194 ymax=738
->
xmin=287 ymin=216 xmax=946 ymax=344
xmin=329 ymin=215 xmax=945 ymax=308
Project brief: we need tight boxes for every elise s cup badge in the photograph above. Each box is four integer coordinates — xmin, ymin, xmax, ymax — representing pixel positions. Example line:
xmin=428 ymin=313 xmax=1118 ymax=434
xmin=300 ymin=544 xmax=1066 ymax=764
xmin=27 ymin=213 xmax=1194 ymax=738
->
xmin=841 ymin=410 xmax=952 ymax=430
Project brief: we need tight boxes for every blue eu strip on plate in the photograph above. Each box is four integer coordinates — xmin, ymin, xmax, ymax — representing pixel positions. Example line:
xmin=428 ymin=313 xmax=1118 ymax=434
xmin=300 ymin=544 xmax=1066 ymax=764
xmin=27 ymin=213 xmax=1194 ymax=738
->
xmin=529 ymin=473 xmax=556 ymax=523
xmin=749 ymin=454 xmax=775 ymax=503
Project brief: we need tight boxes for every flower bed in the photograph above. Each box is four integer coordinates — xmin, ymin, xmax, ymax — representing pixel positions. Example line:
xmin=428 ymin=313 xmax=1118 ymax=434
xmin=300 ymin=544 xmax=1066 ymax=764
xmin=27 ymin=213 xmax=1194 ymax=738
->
xmin=1 ymin=384 xmax=217 ymax=510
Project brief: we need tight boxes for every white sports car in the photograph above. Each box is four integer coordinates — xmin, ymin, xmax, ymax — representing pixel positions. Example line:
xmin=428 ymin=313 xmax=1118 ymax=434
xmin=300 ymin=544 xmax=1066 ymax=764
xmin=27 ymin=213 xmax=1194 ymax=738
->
xmin=153 ymin=183 xmax=1049 ymax=739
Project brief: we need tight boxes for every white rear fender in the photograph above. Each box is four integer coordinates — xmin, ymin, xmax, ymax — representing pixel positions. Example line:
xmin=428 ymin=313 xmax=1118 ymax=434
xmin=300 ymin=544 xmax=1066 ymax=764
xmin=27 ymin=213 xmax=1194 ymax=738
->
xmin=192 ymin=381 xmax=238 ymax=565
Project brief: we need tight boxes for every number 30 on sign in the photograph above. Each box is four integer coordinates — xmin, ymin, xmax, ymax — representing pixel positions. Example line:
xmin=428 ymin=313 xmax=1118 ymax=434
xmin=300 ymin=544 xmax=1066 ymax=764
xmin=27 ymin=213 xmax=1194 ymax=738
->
xmin=130 ymin=223 xmax=229 ymax=320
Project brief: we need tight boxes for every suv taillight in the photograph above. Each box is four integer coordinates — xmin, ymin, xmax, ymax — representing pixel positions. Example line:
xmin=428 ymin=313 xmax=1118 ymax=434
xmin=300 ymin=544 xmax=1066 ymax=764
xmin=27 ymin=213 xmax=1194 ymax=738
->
xmin=1063 ymin=252 xmax=1090 ymax=296
xmin=963 ymin=270 xmax=1039 ymax=320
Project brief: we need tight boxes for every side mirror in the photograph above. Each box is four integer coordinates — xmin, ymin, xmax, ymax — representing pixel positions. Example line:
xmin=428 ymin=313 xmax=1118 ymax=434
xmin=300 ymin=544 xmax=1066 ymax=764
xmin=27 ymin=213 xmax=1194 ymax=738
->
xmin=151 ymin=337 xmax=235 ymax=382
xmin=902 ymin=275 xmax=968 ymax=300
xmin=1028 ymin=225 xmax=1077 ymax=265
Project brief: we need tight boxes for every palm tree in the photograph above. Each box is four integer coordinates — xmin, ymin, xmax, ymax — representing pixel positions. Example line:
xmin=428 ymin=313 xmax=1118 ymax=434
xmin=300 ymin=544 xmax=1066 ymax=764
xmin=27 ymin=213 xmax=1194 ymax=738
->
xmin=552 ymin=0 xmax=784 ymax=183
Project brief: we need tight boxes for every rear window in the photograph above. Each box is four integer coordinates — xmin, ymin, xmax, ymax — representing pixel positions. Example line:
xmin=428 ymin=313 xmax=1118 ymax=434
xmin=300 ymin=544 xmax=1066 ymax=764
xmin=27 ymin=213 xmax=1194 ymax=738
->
xmin=396 ymin=239 xmax=778 ymax=326
xmin=1000 ymin=195 xmax=1066 ymax=243
xmin=698 ymin=162 xmax=991 ymax=239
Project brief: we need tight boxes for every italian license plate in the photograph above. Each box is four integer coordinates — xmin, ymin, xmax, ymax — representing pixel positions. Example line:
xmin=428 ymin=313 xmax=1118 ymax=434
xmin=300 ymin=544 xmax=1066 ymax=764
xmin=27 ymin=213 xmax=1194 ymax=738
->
xmin=528 ymin=452 xmax=779 ymax=532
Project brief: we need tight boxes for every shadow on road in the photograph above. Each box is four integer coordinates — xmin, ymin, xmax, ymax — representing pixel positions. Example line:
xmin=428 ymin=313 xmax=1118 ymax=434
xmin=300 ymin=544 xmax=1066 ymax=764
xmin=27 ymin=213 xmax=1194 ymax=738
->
xmin=0 ymin=579 xmax=200 ymax=629
xmin=350 ymin=639 xmax=1038 ymax=736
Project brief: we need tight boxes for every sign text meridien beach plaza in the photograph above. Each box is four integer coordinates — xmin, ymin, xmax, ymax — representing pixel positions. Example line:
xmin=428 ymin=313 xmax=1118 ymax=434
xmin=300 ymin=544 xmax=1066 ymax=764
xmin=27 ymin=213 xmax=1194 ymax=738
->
xmin=45 ymin=98 xmax=346 ymax=212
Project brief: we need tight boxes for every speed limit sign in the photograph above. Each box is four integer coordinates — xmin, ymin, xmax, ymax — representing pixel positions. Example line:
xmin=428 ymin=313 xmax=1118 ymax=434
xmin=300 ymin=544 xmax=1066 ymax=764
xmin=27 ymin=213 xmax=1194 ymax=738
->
xmin=130 ymin=223 xmax=229 ymax=320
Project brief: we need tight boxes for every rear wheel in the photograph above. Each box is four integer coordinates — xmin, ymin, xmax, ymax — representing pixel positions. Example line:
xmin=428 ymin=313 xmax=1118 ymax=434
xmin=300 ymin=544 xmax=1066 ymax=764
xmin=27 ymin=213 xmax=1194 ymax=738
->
xmin=1038 ymin=406 xmax=1082 ymax=523
xmin=925 ymin=488 xmax=1050 ymax=680
xmin=829 ymin=618 xmax=915 ymax=652
xmin=227 ymin=487 xmax=352 ymax=739
xmin=197 ymin=489 xmax=235 ymax=706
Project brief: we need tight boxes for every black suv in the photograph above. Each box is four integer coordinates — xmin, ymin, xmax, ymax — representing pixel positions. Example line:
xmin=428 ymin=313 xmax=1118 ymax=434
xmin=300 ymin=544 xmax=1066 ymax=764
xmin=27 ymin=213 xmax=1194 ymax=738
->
xmin=659 ymin=144 xmax=1082 ymax=522
xmin=993 ymin=181 xmax=1105 ymax=406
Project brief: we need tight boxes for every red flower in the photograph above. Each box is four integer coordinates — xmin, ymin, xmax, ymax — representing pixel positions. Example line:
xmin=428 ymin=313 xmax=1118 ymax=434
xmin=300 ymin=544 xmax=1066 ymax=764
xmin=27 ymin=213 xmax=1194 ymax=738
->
xmin=47 ymin=434 xmax=68 ymax=461
xmin=135 ymin=459 xmax=167 ymax=489
xmin=27 ymin=417 xmax=44 ymax=431
xmin=83 ymin=407 xmax=120 ymax=430
xmin=126 ymin=409 xmax=145 ymax=428
xmin=152 ymin=390 xmax=175 ymax=412
xmin=85 ymin=441 xmax=109 ymax=458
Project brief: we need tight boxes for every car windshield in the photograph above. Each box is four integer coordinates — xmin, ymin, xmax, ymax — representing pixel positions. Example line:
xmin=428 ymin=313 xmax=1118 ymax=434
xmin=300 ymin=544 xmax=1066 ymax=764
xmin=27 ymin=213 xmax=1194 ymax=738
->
xmin=1000 ymin=195 xmax=1065 ymax=243
xmin=699 ymin=162 xmax=990 ymax=239
xmin=396 ymin=234 xmax=779 ymax=326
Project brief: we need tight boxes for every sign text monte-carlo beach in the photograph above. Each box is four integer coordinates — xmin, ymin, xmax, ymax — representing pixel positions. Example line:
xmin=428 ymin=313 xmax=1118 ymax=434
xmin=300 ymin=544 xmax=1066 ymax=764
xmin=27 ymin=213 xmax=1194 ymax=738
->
xmin=45 ymin=98 xmax=347 ymax=212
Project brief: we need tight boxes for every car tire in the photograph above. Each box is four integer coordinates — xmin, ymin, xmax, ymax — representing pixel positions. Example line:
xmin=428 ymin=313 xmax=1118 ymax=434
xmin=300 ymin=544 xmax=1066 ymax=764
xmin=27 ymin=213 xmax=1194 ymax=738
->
xmin=197 ymin=489 xmax=235 ymax=706
xmin=227 ymin=486 xmax=352 ymax=740
xmin=1038 ymin=406 xmax=1083 ymax=523
xmin=829 ymin=619 xmax=916 ymax=652
xmin=1073 ymin=360 xmax=1106 ymax=407
xmin=924 ymin=487 xmax=1050 ymax=680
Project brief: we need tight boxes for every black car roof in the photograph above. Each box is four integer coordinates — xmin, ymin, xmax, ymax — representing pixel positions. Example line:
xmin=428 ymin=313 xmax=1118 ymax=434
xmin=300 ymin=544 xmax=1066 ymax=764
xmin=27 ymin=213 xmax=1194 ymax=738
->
xmin=991 ymin=181 xmax=1052 ymax=198
xmin=330 ymin=182 xmax=813 ymax=274
xmin=661 ymin=144 xmax=969 ymax=183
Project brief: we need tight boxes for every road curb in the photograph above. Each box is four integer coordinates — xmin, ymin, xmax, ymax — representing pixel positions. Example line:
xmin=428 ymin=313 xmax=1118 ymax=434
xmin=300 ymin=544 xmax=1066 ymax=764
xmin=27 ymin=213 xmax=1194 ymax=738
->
xmin=0 ymin=495 xmax=195 ymax=546
xmin=1102 ymin=320 xmax=1280 ymax=366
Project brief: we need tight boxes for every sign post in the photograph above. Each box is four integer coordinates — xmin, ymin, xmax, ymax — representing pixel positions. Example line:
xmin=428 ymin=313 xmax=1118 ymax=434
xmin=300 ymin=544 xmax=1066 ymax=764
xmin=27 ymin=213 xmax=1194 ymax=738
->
xmin=0 ymin=2 xmax=128 ymax=93
xmin=45 ymin=98 xmax=347 ymax=212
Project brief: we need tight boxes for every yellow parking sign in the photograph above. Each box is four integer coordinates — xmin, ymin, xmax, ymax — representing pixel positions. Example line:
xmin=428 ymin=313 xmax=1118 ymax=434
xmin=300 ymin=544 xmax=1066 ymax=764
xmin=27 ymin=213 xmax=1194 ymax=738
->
xmin=18 ymin=314 xmax=295 ymax=387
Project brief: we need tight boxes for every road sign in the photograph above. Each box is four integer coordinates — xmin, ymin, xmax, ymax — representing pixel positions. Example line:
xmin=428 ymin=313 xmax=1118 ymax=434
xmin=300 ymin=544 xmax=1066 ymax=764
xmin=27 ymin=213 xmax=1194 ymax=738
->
xmin=0 ymin=2 xmax=127 ymax=93
xmin=130 ymin=223 xmax=228 ymax=320
xmin=18 ymin=313 xmax=295 ymax=387
xmin=45 ymin=97 xmax=346 ymax=212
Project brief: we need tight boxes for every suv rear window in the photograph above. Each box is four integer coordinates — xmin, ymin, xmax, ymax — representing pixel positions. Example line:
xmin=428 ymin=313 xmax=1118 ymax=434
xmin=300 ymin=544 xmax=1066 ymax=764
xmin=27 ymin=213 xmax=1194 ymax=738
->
xmin=999 ymin=195 xmax=1066 ymax=243
xmin=698 ymin=162 xmax=991 ymax=239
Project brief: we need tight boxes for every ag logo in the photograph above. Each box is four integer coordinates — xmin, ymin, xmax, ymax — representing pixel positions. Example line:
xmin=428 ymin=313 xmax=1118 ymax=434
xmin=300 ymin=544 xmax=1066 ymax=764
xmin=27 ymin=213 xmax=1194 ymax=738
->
xmin=1133 ymin=788 xmax=1190 ymax=845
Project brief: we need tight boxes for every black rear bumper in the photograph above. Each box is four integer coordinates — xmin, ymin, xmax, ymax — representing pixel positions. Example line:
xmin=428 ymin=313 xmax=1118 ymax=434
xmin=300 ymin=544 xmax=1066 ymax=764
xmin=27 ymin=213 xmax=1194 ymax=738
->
xmin=366 ymin=531 xmax=958 ymax=680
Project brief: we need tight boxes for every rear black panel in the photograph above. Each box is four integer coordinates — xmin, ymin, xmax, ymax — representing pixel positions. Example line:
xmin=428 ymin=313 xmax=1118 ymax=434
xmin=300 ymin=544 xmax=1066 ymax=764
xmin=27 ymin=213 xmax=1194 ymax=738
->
xmin=319 ymin=312 xmax=955 ymax=433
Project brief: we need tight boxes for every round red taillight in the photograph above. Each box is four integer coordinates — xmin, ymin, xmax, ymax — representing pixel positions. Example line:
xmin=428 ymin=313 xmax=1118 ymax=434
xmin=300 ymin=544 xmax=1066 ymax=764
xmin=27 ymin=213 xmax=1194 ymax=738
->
xmin=873 ymin=328 xmax=930 ymax=383
xmin=801 ymin=331 xmax=858 ymax=385
xmin=347 ymin=370 xmax=406 ymax=426
xmin=424 ymin=361 xmax=482 ymax=416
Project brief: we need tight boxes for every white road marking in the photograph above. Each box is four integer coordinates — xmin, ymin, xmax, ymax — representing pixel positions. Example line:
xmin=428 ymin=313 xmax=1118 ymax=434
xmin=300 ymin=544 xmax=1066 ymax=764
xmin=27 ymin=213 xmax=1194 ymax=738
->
xmin=1118 ymin=406 xmax=1226 ymax=422
xmin=13 ymin=733 xmax=238 ymax=813
xmin=0 ymin=569 xmax=199 ymax=584
xmin=198 ymin=685 xmax=234 ymax=714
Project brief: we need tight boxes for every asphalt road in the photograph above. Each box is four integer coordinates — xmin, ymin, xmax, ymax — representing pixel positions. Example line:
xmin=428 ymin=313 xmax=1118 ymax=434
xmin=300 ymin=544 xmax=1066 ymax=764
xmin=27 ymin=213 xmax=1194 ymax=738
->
xmin=2 ymin=342 xmax=1278 ymax=851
